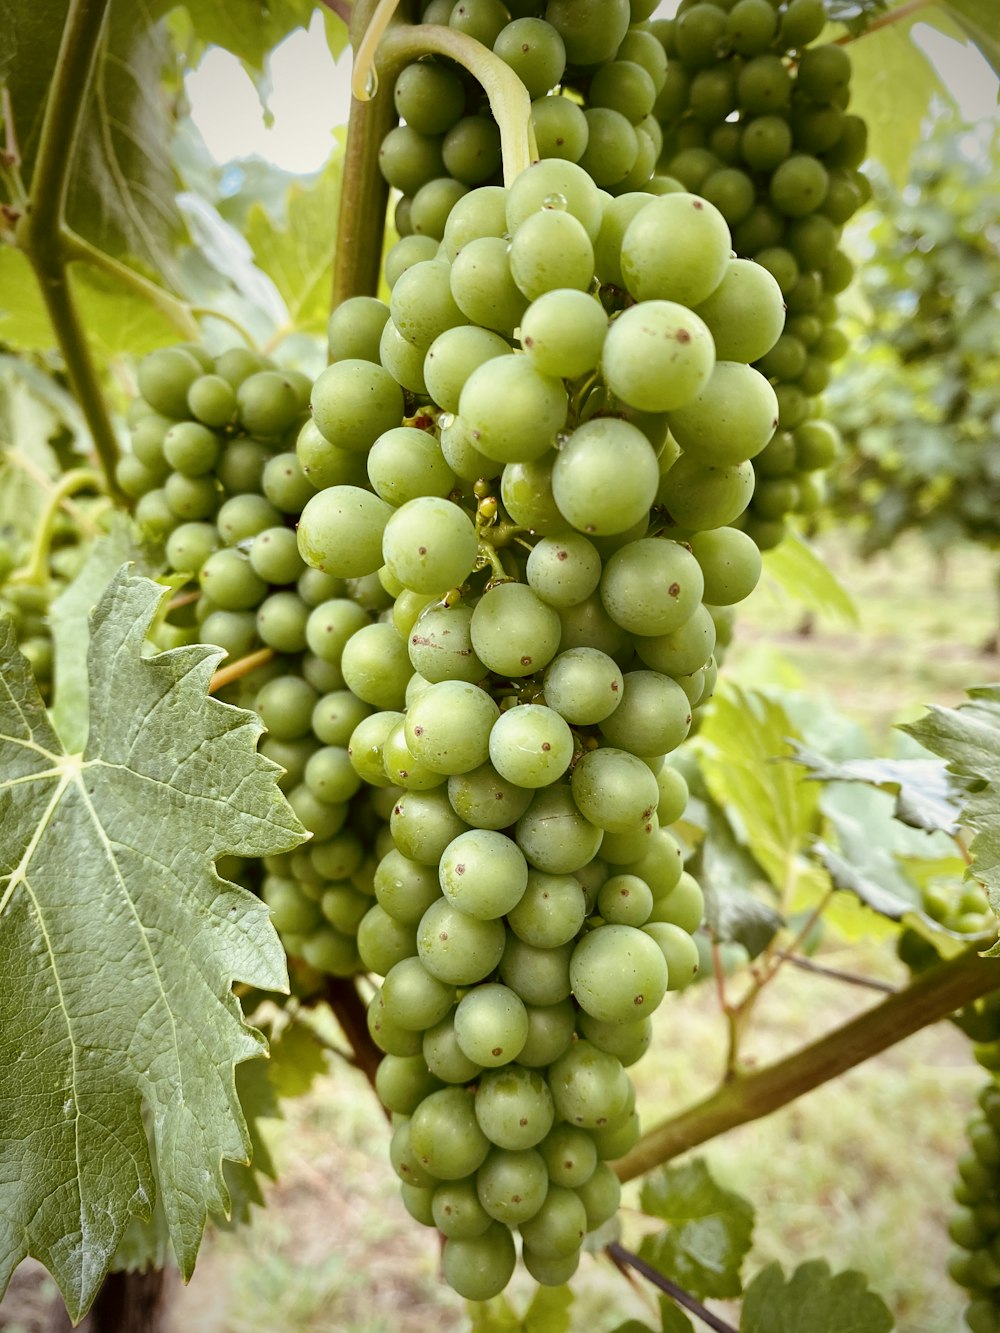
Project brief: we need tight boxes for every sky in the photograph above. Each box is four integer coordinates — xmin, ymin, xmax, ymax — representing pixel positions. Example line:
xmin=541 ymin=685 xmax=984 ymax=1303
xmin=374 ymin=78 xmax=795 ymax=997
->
xmin=183 ymin=7 xmax=1000 ymax=176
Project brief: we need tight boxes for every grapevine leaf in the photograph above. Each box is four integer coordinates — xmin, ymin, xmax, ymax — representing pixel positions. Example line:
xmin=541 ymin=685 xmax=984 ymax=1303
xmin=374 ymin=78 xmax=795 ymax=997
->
xmin=697 ymin=687 xmax=826 ymax=904
xmin=606 ymin=1322 xmax=658 ymax=1333
xmin=739 ymin=1259 xmax=894 ymax=1332
xmin=659 ymin=1300 xmax=695 ymax=1333
xmin=813 ymin=821 xmax=976 ymax=956
xmin=943 ymin=0 xmax=1000 ymax=78
xmin=523 ymin=1282 xmax=574 ymax=1332
xmin=639 ymin=1159 xmax=754 ymax=1301
xmin=179 ymin=0 xmax=347 ymax=70
xmin=0 ymin=354 xmax=79 ymax=554
xmin=696 ymin=803 xmax=784 ymax=957
xmin=761 ymin=532 xmax=858 ymax=627
xmin=846 ymin=14 xmax=952 ymax=185
xmin=244 ymin=137 xmax=346 ymax=335
xmin=49 ymin=517 xmax=163 ymax=752
xmin=216 ymin=1052 xmax=280 ymax=1229
xmin=903 ymin=687 xmax=1000 ymax=937
xmin=0 ymin=248 xmax=190 ymax=365
xmin=789 ymin=744 xmax=962 ymax=835
xmin=0 ymin=570 xmax=305 ymax=1320
xmin=0 ymin=0 xmax=185 ymax=278
xmin=263 ymin=1014 xmax=329 ymax=1099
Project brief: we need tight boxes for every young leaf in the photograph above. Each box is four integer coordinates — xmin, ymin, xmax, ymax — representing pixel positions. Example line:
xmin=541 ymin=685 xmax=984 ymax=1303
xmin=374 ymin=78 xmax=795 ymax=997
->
xmin=740 ymin=1259 xmax=893 ymax=1332
xmin=697 ymin=804 xmax=784 ymax=958
xmin=0 ymin=570 xmax=305 ymax=1320
xmin=659 ymin=1299 xmax=695 ymax=1333
xmin=761 ymin=532 xmax=858 ymax=627
xmin=639 ymin=1159 xmax=754 ymax=1301
xmin=943 ymin=0 xmax=1000 ymax=78
xmin=903 ymin=686 xmax=1000 ymax=927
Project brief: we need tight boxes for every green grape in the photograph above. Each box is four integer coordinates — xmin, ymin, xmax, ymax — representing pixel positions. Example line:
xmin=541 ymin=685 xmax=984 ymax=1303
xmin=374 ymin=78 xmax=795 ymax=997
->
xmin=236 ymin=370 xmax=302 ymax=438
xmin=162 ymin=421 xmax=220 ymax=477
xmin=255 ymin=675 xmax=319 ymax=741
xmin=453 ymin=984 xmax=530 ymax=1067
xmin=381 ymin=955 xmax=456 ymax=1031
xmin=796 ymin=43 xmax=852 ymax=102
xmin=518 ymin=999 xmax=576 ymax=1068
xmin=593 ymin=191 xmax=655 ymax=289
xmin=599 ymin=537 xmax=704 ymax=636
xmin=400 ymin=1182 xmax=436 ymax=1227
xmin=116 ymin=453 xmax=162 ymax=499
xmin=165 ymin=521 xmax=218 ymax=576
xmin=423 ymin=1015 xmax=484 ymax=1084
xmin=531 ymin=93 xmax=589 ymax=163
xmin=164 ymin=471 xmax=219 ymax=521
xmin=410 ymin=1084 xmax=492 ymax=1178
xmin=305 ymin=598 xmax=370 ymax=664
xmin=552 ymin=418 xmax=659 ymax=535
xmin=348 ymin=710 xmax=403 ymax=786
xmin=578 ymin=1011 xmax=652 ymax=1065
xmin=476 ymin=1147 xmax=548 ymax=1225
xmin=541 ymin=1124 xmax=599 ymax=1192
xmin=519 ymin=1185 xmax=587 ymax=1257
xmin=458 ymin=356 xmax=567 ymax=465
xmin=474 ymin=1065 xmax=556 ymax=1151
xmin=542 ymin=647 xmax=623 ymax=726
xmin=726 ymin=0 xmax=776 ymax=54
xmin=137 ymin=347 xmax=203 ymax=419
xmin=286 ymin=785 xmax=348 ymax=841
xmin=295 ymin=421 xmax=368 ymax=492
xmin=493 ymin=17 xmax=566 ymax=99
xmin=571 ymin=748 xmax=659 ymax=833
xmin=258 ymin=735 xmax=317 ymax=792
xmin=311 ymin=359 xmax=404 ymax=451
xmin=688 ymin=526 xmax=762 ymax=605
xmin=297 ymin=486 xmax=393 ymax=579
xmin=215 ymin=494 xmax=280 ymax=547
xmin=311 ymin=691 xmax=371 ymax=747
xmin=470 ymin=582 xmax=562 ymax=678
xmin=487 ymin=704 xmax=575 ymax=789
xmin=445 ymin=762 xmax=532 ymax=830
xmin=598 ymin=670 xmax=692 ymax=757
xmin=382 ymin=496 xmax=479 ymax=595
xmin=620 ymin=193 xmax=731 ymax=308
xmin=186 ymin=373 xmax=236 ymax=428
xmin=390 ymin=785 xmax=471 ymax=863
xmin=404 ymin=679 xmax=500 ymax=775
xmin=439 ymin=828 xmax=529 ymax=919
xmin=548 ymin=1040 xmax=630 ymax=1129
xmin=199 ymin=548 xmax=267 ymax=611
xmin=312 ymin=827 xmax=365 ymax=878
xmin=442 ymin=1224 xmax=516 ymax=1300
xmin=442 ymin=114 xmax=502 ymax=185
xmin=261 ymin=451 xmax=314 ymax=514
xmin=358 ymin=904 xmax=418 ymax=974
xmin=213 ymin=347 xmax=265 ymax=390
xmin=577 ymin=108 xmax=640 ymax=190
xmin=423 ymin=327 xmax=512 ymax=417
xmin=673 ymin=1 xmax=727 ymax=67
xmin=505 ymin=870 xmax=587 ymax=949
xmin=635 ymin=602 xmax=716 ymax=677
xmin=384 ymin=235 xmax=440 ymax=291
xmin=499 ymin=935 xmax=573 ymax=1006
xmin=410 ymin=177 xmax=470 ymax=240
xmin=379 ymin=319 xmax=429 ymax=394
xmin=432 ymin=1180 xmax=493 ymax=1239
xmin=248 ymin=526 xmax=305 ymax=586
xmin=262 ymin=875 xmax=321 ymax=935
xmin=504 ymin=157 xmax=603 ymax=240
xmin=668 ymin=361 xmax=779 ymax=466
xmin=700 ymin=166 xmax=754 ymax=226
xmin=200 ymin=610 xmax=257 ymax=660
xmin=328 ymin=295 xmax=390 ymax=362
xmin=418 ymin=897 xmax=507 ymax=984
xmin=368 ymin=990 xmax=423 ymax=1057
xmin=255 ymin=591 xmax=309 ymax=653
xmin=515 ymin=782 xmax=603 ymax=874
xmin=499 ymin=453 xmax=565 ymax=533
xmin=509 ymin=208 xmax=596 ymax=301
xmin=378 ymin=125 xmax=446 ymax=195
xmin=738 ymin=52 xmax=792 ymax=116
xmin=519 ymin=289 xmax=607 ymax=380
xmin=440 ymin=185 xmax=508 ymax=261
xmin=376 ymin=1053 xmax=443 ymax=1116
xmin=394 ymin=60 xmax=466 ymax=135
xmin=406 ymin=603 xmax=483 ymax=685
xmin=389 ymin=1118 xmax=435 ymax=1190
xmin=659 ymin=454 xmax=754 ymax=530
xmin=525 ymin=532 xmax=602 ymax=609
xmin=770 ymin=154 xmax=829 ymax=217
xmin=651 ymin=868 xmax=704 ymax=932
xmin=602 ymin=301 xmax=715 ymax=413
xmin=570 ymin=923 xmax=668 ymax=1022
xmin=341 ymin=622 xmax=413 ymax=709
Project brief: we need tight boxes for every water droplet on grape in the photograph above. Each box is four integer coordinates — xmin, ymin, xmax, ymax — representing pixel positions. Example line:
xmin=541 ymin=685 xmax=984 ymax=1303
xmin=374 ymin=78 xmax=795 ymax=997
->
xmin=542 ymin=192 xmax=568 ymax=211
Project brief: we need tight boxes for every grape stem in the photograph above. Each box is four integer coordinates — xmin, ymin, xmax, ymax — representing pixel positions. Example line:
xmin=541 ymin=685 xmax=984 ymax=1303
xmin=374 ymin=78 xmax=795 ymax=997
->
xmin=358 ymin=22 xmax=538 ymax=184
xmin=614 ymin=946 xmax=1000 ymax=1184
xmin=208 ymin=647 xmax=275 ymax=695
xmin=771 ymin=950 xmax=898 ymax=993
xmin=9 ymin=469 xmax=101 ymax=587
xmin=14 ymin=0 xmax=124 ymax=502
xmin=60 ymin=228 xmax=201 ymax=339
xmin=322 ymin=976 xmax=384 ymax=1094
xmin=606 ymin=1243 xmax=739 ymax=1333
xmin=835 ymin=0 xmax=937 ymax=44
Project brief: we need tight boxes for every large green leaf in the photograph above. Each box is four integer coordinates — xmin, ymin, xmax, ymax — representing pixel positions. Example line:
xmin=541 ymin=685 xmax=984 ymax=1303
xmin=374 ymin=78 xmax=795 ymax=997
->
xmin=639 ymin=1159 xmax=754 ymax=1301
xmin=790 ymin=745 xmax=962 ymax=835
xmin=697 ymin=687 xmax=826 ymax=906
xmin=0 ymin=570 xmax=305 ymax=1319
xmin=470 ymin=1283 xmax=574 ymax=1332
xmin=904 ymin=686 xmax=1000 ymax=931
xmin=181 ymin=0 xmax=348 ymax=71
xmin=740 ymin=1259 xmax=893 ymax=1332
xmin=0 ymin=352 xmax=80 ymax=554
xmin=244 ymin=144 xmax=346 ymax=338
xmin=847 ymin=12 xmax=953 ymax=185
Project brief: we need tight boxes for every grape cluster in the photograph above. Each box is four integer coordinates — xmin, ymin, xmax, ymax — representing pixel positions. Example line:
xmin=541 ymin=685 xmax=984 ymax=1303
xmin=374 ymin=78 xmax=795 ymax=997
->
xmin=381 ymin=0 xmax=669 ymax=281
xmin=123 ymin=342 xmax=407 ymax=982
xmin=897 ymin=881 xmax=1000 ymax=1331
xmin=651 ymin=1 xmax=868 ymax=546
xmin=291 ymin=157 xmax=790 ymax=1296
xmin=0 ymin=525 xmax=87 ymax=697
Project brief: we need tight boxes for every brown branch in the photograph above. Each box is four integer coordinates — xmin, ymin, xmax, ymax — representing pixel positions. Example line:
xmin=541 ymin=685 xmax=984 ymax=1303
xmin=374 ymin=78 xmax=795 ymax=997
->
xmin=771 ymin=950 xmax=899 ymax=994
xmin=835 ymin=0 xmax=937 ymax=44
xmin=616 ymin=948 xmax=1000 ymax=1183
xmin=323 ymin=975 xmax=383 ymax=1093
xmin=607 ymin=1243 xmax=739 ymax=1333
